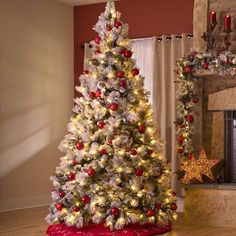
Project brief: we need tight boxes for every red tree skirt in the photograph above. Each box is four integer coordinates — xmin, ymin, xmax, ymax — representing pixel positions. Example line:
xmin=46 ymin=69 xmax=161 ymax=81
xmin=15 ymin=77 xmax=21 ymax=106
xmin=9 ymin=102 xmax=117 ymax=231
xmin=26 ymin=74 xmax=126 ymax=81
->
xmin=46 ymin=223 xmax=171 ymax=236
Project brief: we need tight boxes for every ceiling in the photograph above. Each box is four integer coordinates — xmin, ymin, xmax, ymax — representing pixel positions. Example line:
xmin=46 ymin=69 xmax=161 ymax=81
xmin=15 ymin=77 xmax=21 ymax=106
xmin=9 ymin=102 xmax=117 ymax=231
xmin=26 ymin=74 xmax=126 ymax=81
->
xmin=57 ymin=0 xmax=117 ymax=6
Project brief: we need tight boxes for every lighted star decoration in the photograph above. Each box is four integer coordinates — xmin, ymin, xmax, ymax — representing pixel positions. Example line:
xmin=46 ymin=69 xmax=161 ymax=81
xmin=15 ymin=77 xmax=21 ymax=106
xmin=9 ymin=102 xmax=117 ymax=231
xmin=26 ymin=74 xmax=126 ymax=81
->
xmin=181 ymin=147 xmax=221 ymax=184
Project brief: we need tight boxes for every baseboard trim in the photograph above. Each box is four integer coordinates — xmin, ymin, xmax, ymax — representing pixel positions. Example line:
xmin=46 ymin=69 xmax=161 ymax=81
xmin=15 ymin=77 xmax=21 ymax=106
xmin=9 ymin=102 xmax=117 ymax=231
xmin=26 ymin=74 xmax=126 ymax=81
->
xmin=0 ymin=194 xmax=50 ymax=212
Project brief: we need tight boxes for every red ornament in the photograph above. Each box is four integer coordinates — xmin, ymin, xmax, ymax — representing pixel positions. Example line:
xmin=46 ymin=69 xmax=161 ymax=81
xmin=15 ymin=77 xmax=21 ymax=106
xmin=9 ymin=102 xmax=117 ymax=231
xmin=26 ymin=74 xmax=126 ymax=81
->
xmin=203 ymin=63 xmax=209 ymax=70
xmin=56 ymin=203 xmax=64 ymax=211
xmin=95 ymin=89 xmax=101 ymax=97
xmin=73 ymin=159 xmax=78 ymax=166
xmin=114 ymin=21 xmax=122 ymax=28
xmin=180 ymin=124 xmax=185 ymax=129
xmin=172 ymin=192 xmax=177 ymax=197
xmin=89 ymin=92 xmax=96 ymax=98
xmin=130 ymin=148 xmax=137 ymax=156
xmin=192 ymin=98 xmax=199 ymax=104
xmin=109 ymin=103 xmax=118 ymax=111
xmin=177 ymin=147 xmax=184 ymax=154
xmin=87 ymin=168 xmax=96 ymax=177
xmin=68 ymin=172 xmax=75 ymax=181
xmin=138 ymin=124 xmax=146 ymax=134
xmin=81 ymin=196 xmax=90 ymax=204
xmin=155 ymin=203 xmax=162 ymax=210
xmin=107 ymin=138 xmax=113 ymax=145
xmin=177 ymin=135 xmax=184 ymax=143
xmin=111 ymin=207 xmax=120 ymax=216
xmin=184 ymin=66 xmax=192 ymax=73
xmin=72 ymin=206 xmax=80 ymax=212
xmin=83 ymin=69 xmax=89 ymax=75
xmin=116 ymin=70 xmax=124 ymax=78
xmin=94 ymin=36 xmax=101 ymax=44
xmin=59 ymin=191 xmax=65 ymax=198
xmin=147 ymin=209 xmax=156 ymax=217
xmin=135 ymin=168 xmax=143 ymax=176
xmin=98 ymin=120 xmax=105 ymax=129
xmin=99 ymin=149 xmax=108 ymax=155
xmin=119 ymin=79 xmax=127 ymax=88
xmin=76 ymin=142 xmax=84 ymax=150
xmin=185 ymin=115 xmax=194 ymax=123
xmin=124 ymin=50 xmax=132 ymax=58
xmin=132 ymin=68 xmax=139 ymax=76
xmin=147 ymin=149 xmax=153 ymax=155
xmin=170 ymin=202 xmax=177 ymax=211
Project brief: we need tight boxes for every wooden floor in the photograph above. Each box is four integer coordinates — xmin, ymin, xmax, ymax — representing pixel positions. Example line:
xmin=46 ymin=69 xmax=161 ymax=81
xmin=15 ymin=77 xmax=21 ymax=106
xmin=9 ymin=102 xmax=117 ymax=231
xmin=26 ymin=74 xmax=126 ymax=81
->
xmin=0 ymin=206 xmax=236 ymax=236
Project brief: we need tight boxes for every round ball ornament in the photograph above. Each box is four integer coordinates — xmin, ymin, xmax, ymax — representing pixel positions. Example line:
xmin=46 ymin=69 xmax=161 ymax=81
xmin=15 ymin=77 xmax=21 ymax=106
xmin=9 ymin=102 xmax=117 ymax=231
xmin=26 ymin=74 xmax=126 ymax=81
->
xmin=94 ymin=36 xmax=101 ymax=44
xmin=87 ymin=168 xmax=96 ymax=177
xmin=192 ymin=98 xmax=199 ymax=104
xmin=81 ymin=196 xmax=90 ymax=204
xmin=89 ymin=92 xmax=96 ymax=98
xmin=114 ymin=21 xmax=122 ymax=28
xmin=135 ymin=168 xmax=143 ymax=176
xmin=111 ymin=207 xmax=120 ymax=216
xmin=147 ymin=209 xmax=156 ymax=217
xmin=56 ymin=203 xmax=64 ymax=211
xmin=109 ymin=103 xmax=118 ymax=111
xmin=83 ymin=69 xmax=89 ymax=75
xmin=171 ymin=202 xmax=177 ymax=211
xmin=68 ymin=172 xmax=75 ymax=181
xmin=72 ymin=206 xmax=80 ymax=212
xmin=95 ymin=89 xmax=101 ymax=97
xmin=184 ymin=66 xmax=192 ymax=73
xmin=73 ymin=159 xmax=78 ymax=166
xmin=203 ymin=63 xmax=209 ymax=70
xmin=119 ymin=79 xmax=127 ymax=88
xmin=138 ymin=124 xmax=146 ymax=133
xmin=177 ymin=135 xmax=184 ymax=143
xmin=98 ymin=120 xmax=105 ymax=129
xmin=76 ymin=142 xmax=84 ymax=150
xmin=59 ymin=191 xmax=65 ymax=198
xmin=132 ymin=68 xmax=139 ymax=76
xmin=107 ymin=138 xmax=113 ymax=145
xmin=124 ymin=50 xmax=132 ymax=58
xmin=147 ymin=149 xmax=153 ymax=155
xmin=116 ymin=70 xmax=124 ymax=78
xmin=185 ymin=115 xmax=194 ymax=123
xmin=130 ymin=148 xmax=137 ymax=156
xmin=99 ymin=149 xmax=108 ymax=155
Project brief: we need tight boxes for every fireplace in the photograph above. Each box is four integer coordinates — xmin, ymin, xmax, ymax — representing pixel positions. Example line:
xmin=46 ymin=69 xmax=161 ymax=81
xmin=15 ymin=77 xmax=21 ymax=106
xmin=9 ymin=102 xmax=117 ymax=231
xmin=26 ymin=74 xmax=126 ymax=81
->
xmin=224 ymin=111 xmax=236 ymax=183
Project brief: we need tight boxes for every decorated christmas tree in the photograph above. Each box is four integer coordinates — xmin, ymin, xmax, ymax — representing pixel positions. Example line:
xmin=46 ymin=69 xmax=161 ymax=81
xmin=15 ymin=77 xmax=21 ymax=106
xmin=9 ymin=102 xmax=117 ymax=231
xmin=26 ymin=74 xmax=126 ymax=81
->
xmin=46 ymin=1 xmax=177 ymax=235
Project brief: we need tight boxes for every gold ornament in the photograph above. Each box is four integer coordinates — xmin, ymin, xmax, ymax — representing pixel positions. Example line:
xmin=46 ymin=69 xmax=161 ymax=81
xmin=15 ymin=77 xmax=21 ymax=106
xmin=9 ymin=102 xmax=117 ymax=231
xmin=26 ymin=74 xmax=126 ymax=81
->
xmin=181 ymin=147 xmax=221 ymax=184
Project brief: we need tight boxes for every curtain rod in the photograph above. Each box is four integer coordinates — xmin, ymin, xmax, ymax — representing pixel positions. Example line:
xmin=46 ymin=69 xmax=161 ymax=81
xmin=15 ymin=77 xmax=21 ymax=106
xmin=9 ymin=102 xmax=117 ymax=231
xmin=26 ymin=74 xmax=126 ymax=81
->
xmin=80 ymin=34 xmax=193 ymax=49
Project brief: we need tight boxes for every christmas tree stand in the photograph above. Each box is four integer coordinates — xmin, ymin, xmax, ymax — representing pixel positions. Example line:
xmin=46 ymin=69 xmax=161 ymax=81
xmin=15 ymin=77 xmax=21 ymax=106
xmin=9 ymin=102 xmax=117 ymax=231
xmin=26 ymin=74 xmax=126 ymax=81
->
xmin=46 ymin=223 xmax=171 ymax=236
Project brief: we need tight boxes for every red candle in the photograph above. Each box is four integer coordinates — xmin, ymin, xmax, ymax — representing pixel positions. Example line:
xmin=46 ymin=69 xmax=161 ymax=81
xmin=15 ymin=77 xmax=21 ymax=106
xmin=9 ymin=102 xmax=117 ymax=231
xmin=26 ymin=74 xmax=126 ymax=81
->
xmin=224 ymin=15 xmax=231 ymax=31
xmin=210 ymin=11 xmax=217 ymax=24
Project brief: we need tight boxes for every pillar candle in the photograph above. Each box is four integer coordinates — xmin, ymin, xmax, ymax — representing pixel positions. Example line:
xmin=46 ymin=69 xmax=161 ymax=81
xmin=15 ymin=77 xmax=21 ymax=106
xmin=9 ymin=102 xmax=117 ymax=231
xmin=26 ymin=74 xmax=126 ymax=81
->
xmin=224 ymin=15 xmax=231 ymax=31
xmin=210 ymin=11 xmax=217 ymax=24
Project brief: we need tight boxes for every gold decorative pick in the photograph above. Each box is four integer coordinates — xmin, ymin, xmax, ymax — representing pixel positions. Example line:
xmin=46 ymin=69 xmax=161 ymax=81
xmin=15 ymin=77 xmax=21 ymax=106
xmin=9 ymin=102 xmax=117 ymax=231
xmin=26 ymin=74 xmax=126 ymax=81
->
xmin=182 ymin=147 xmax=221 ymax=184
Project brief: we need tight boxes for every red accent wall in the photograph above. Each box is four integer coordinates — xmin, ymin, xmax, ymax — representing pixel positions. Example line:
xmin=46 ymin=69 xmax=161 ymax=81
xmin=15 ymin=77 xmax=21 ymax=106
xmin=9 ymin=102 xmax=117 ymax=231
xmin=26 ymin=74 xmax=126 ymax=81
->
xmin=74 ymin=0 xmax=194 ymax=95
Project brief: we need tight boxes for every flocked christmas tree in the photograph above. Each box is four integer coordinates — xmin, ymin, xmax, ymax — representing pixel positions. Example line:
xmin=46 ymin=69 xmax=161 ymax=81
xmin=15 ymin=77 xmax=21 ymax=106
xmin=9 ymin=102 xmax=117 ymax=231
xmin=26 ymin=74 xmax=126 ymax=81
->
xmin=46 ymin=0 xmax=177 ymax=232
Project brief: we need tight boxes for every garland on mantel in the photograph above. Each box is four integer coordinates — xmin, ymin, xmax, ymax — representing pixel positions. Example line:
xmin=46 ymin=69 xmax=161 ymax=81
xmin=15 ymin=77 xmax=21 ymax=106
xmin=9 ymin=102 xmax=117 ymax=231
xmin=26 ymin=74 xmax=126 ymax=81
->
xmin=175 ymin=50 xmax=236 ymax=179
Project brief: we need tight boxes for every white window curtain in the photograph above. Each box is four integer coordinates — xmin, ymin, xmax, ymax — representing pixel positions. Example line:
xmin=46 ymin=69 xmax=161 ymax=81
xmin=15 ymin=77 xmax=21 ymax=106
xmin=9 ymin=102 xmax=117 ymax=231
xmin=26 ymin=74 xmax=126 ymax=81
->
xmin=83 ymin=35 xmax=193 ymax=193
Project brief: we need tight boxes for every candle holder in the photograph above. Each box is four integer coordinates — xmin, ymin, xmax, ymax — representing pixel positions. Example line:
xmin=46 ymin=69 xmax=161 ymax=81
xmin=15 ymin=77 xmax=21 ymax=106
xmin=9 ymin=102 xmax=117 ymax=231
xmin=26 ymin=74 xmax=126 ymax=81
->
xmin=223 ymin=29 xmax=232 ymax=51
xmin=201 ymin=21 xmax=217 ymax=51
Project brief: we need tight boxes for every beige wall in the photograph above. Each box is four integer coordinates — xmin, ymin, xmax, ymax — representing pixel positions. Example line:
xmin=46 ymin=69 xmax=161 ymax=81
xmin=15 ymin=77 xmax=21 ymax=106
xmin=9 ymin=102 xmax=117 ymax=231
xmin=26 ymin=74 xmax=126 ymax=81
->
xmin=0 ymin=0 xmax=73 ymax=211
